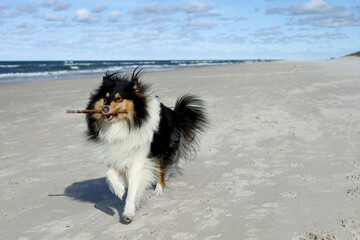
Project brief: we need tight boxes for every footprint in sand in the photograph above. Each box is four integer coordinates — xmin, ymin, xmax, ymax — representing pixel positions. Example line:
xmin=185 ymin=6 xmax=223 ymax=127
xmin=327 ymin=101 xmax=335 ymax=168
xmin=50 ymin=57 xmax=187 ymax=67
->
xmin=278 ymin=192 xmax=297 ymax=198
xmin=163 ymin=208 xmax=184 ymax=216
xmin=346 ymin=187 xmax=360 ymax=198
xmin=341 ymin=218 xmax=360 ymax=238
xmin=346 ymin=174 xmax=360 ymax=181
xmin=293 ymin=231 xmax=338 ymax=240
xmin=8 ymin=177 xmax=39 ymax=185
xmin=288 ymin=174 xmax=320 ymax=184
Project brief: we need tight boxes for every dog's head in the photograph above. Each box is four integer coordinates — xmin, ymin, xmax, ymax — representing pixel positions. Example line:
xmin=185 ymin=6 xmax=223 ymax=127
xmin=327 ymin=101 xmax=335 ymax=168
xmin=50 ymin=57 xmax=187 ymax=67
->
xmin=87 ymin=69 xmax=149 ymax=124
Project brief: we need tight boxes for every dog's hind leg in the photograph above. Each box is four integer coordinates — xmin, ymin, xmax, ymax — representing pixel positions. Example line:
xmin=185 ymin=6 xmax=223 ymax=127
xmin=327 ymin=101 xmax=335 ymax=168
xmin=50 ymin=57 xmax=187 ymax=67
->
xmin=153 ymin=168 xmax=165 ymax=196
xmin=106 ymin=168 xmax=125 ymax=200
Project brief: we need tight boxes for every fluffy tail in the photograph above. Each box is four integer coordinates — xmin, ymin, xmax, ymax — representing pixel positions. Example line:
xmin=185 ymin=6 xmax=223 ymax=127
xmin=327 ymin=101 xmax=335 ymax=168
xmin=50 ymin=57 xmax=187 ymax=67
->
xmin=174 ymin=95 xmax=208 ymax=160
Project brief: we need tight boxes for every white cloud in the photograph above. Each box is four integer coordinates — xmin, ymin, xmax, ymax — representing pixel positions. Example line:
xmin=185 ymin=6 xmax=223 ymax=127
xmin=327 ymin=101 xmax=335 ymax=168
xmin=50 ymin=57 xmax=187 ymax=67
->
xmin=41 ymin=0 xmax=71 ymax=11
xmin=293 ymin=31 xmax=347 ymax=40
xmin=13 ymin=21 xmax=37 ymax=36
xmin=297 ymin=11 xmax=360 ymax=27
xmin=64 ymin=39 xmax=73 ymax=45
xmin=289 ymin=0 xmax=343 ymax=15
xmin=0 ymin=3 xmax=9 ymax=11
xmin=17 ymin=4 xmax=38 ymax=13
xmin=131 ymin=2 xmax=213 ymax=15
xmin=108 ymin=11 xmax=122 ymax=22
xmin=132 ymin=3 xmax=174 ymax=15
xmin=313 ymin=32 xmax=347 ymax=39
xmin=267 ymin=0 xmax=359 ymax=28
xmin=16 ymin=21 xmax=29 ymax=28
xmin=252 ymin=27 xmax=348 ymax=44
xmin=44 ymin=13 xmax=66 ymax=22
xmin=253 ymin=29 xmax=283 ymax=37
xmin=182 ymin=19 xmax=216 ymax=30
xmin=234 ymin=17 xmax=247 ymax=21
xmin=53 ymin=2 xmax=71 ymax=11
xmin=73 ymin=9 xmax=101 ymax=23
xmin=92 ymin=4 xmax=107 ymax=13
xmin=177 ymin=2 xmax=213 ymax=13
xmin=266 ymin=7 xmax=286 ymax=15
xmin=267 ymin=0 xmax=343 ymax=15
xmin=268 ymin=25 xmax=280 ymax=30
xmin=42 ymin=0 xmax=57 ymax=7
xmin=211 ymin=33 xmax=246 ymax=44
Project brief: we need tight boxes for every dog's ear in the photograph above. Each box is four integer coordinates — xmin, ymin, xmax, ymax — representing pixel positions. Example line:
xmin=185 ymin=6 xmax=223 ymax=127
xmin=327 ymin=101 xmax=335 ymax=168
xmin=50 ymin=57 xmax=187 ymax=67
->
xmin=102 ymin=76 xmax=110 ymax=85
xmin=102 ymin=71 xmax=116 ymax=86
xmin=131 ymin=77 xmax=139 ymax=91
xmin=131 ymin=67 xmax=143 ymax=91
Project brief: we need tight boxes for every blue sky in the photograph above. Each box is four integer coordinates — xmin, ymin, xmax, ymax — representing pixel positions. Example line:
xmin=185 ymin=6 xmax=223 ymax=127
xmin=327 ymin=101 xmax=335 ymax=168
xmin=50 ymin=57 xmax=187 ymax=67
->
xmin=0 ymin=0 xmax=359 ymax=60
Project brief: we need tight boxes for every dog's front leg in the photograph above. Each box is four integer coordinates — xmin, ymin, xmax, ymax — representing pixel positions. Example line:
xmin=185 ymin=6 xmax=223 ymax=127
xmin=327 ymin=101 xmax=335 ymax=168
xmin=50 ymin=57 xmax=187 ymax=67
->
xmin=122 ymin=164 xmax=143 ymax=222
xmin=106 ymin=168 xmax=125 ymax=200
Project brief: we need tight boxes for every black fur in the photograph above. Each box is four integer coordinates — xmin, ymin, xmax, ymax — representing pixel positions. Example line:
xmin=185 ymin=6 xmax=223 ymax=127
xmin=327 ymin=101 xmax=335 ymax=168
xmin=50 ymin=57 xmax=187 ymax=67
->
xmin=149 ymin=96 xmax=208 ymax=172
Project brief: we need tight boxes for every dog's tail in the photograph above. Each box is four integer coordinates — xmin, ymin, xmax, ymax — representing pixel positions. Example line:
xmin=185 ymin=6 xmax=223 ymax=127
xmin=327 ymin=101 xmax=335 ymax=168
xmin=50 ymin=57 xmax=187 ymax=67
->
xmin=174 ymin=95 xmax=208 ymax=160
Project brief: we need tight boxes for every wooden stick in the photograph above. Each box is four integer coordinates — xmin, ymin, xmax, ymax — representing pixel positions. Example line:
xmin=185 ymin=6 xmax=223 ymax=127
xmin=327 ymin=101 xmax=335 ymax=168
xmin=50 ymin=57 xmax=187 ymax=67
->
xmin=66 ymin=109 xmax=101 ymax=114
xmin=66 ymin=109 xmax=128 ymax=114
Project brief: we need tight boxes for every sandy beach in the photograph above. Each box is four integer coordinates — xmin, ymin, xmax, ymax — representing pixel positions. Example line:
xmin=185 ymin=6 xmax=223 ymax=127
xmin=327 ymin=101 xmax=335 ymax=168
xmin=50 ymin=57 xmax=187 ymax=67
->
xmin=1 ymin=58 xmax=360 ymax=239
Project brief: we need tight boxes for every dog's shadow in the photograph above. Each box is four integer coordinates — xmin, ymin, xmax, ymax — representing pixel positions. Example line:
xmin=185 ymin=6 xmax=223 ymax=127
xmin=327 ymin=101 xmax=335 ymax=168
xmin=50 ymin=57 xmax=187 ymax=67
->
xmin=62 ymin=177 xmax=129 ymax=223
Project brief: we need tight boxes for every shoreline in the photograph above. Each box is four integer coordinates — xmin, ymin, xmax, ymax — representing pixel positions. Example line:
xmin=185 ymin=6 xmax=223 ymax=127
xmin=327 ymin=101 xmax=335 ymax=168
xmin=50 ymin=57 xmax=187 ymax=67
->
xmin=2 ymin=57 xmax=356 ymax=85
xmin=0 ymin=59 xmax=259 ymax=84
xmin=1 ymin=58 xmax=360 ymax=239
xmin=0 ymin=61 xmax=252 ymax=86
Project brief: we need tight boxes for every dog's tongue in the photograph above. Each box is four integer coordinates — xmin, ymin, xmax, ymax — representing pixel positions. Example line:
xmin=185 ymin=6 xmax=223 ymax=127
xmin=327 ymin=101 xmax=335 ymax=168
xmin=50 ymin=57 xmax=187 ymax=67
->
xmin=105 ymin=114 xmax=115 ymax=121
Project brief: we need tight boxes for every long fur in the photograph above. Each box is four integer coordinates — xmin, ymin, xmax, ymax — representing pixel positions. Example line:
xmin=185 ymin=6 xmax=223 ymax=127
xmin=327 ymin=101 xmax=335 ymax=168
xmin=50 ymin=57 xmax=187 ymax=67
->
xmin=85 ymin=69 xmax=208 ymax=222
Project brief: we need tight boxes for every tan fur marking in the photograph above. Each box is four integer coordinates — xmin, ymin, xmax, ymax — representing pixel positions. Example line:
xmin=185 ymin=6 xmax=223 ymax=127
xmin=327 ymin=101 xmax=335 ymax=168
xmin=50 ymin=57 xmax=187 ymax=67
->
xmin=115 ymin=93 xmax=121 ymax=99
xmin=93 ymin=99 xmax=105 ymax=119
xmin=122 ymin=99 xmax=135 ymax=114
xmin=110 ymin=100 xmax=134 ymax=113
xmin=158 ymin=172 xmax=165 ymax=187
xmin=109 ymin=101 xmax=122 ymax=113
xmin=105 ymin=92 xmax=110 ymax=98
xmin=155 ymin=164 xmax=165 ymax=187
xmin=107 ymin=99 xmax=134 ymax=119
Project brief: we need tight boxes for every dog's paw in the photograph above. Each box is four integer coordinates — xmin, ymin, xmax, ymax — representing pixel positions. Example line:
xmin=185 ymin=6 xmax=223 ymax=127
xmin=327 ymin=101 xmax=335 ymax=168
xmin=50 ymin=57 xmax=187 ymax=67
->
xmin=122 ymin=214 xmax=133 ymax=223
xmin=108 ymin=182 xmax=125 ymax=200
xmin=122 ymin=203 xmax=135 ymax=223
xmin=153 ymin=187 xmax=163 ymax=196
xmin=153 ymin=183 xmax=163 ymax=196
xmin=115 ymin=189 xmax=125 ymax=200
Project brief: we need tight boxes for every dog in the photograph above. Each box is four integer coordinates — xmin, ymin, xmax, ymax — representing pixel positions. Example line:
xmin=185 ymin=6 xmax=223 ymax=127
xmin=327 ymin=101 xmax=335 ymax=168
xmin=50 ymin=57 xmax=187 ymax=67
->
xmin=85 ymin=69 xmax=207 ymax=222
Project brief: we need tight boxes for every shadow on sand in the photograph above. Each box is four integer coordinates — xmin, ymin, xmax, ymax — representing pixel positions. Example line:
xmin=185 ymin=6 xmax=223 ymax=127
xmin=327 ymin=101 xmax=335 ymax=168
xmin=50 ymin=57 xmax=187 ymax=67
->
xmin=61 ymin=177 xmax=129 ymax=223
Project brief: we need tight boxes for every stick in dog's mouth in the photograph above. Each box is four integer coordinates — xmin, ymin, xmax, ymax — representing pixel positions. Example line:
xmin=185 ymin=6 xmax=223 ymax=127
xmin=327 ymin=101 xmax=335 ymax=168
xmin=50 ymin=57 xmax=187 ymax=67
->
xmin=66 ymin=109 xmax=128 ymax=114
xmin=66 ymin=109 xmax=128 ymax=122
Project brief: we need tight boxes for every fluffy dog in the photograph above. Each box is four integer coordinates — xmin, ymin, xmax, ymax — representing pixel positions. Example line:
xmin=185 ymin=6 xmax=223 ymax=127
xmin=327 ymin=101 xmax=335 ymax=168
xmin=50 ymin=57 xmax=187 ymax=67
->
xmin=85 ymin=69 xmax=207 ymax=222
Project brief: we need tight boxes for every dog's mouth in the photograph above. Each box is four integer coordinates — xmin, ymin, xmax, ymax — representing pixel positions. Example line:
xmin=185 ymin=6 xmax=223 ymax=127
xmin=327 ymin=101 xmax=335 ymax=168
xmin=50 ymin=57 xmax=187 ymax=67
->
xmin=102 ymin=110 xmax=128 ymax=122
xmin=104 ymin=113 xmax=116 ymax=121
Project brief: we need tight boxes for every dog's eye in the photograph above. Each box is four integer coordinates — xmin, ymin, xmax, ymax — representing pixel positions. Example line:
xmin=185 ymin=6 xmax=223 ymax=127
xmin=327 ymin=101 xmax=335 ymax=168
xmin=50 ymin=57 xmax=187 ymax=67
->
xmin=115 ymin=98 xmax=123 ymax=103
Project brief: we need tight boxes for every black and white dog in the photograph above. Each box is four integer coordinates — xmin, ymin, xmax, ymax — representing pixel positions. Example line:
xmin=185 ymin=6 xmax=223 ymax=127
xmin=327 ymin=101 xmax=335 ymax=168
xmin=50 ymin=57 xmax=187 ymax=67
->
xmin=85 ymin=69 xmax=207 ymax=222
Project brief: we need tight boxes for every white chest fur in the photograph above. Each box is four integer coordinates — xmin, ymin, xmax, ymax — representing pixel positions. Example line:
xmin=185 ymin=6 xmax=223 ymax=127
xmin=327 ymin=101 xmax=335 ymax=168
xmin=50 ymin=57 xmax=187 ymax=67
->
xmin=98 ymin=96 xmax=161 ymax=172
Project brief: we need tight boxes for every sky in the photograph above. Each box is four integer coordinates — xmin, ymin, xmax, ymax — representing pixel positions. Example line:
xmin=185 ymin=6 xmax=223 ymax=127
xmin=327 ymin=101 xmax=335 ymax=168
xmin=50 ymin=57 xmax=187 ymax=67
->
xmin=0 ymin=0 xmax=359 ymax=60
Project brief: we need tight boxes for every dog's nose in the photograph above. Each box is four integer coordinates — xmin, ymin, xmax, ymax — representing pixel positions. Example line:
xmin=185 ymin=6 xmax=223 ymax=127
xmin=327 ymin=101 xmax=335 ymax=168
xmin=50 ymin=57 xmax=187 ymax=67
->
xmin=102 ymin=105 xmax=110 ymax=114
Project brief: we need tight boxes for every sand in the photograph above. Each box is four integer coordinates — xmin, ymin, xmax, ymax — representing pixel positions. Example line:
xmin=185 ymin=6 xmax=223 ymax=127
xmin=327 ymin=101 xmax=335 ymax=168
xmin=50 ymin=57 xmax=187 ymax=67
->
xmin=1 ymin=58 xmax=360 ymax=239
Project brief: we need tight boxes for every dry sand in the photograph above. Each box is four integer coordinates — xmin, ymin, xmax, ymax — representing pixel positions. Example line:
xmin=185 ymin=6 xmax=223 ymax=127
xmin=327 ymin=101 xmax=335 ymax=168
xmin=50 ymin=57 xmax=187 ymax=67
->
xmin=1 ymin=58 xmax=360 ymax=239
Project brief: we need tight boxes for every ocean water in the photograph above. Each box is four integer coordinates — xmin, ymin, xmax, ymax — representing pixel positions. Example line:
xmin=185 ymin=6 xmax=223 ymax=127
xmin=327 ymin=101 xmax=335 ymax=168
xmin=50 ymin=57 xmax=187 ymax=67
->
xmin=0 ymin=60 xmax=252 ymax=83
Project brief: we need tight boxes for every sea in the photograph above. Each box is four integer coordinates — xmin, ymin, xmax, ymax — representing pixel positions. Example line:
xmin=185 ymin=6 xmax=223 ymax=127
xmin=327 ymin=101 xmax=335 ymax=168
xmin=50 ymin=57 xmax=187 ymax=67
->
xmin=0 ymin=60 xmax=255 ymax=84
